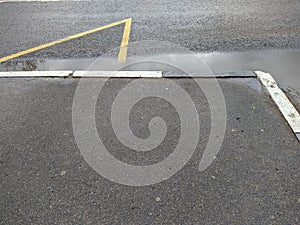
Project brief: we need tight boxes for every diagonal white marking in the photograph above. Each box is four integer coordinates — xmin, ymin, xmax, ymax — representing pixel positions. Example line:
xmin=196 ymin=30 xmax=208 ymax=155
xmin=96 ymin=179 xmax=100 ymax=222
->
xmin=256 ymin=71 xmax=300 ymax=136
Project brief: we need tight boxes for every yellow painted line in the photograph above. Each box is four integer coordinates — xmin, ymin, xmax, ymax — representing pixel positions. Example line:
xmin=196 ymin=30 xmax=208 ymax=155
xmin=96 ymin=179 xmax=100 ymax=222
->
xmin=118 ymin=18 xmax=132 ymax=63
xmin=0 ymin=18 xmax=132 ymax=63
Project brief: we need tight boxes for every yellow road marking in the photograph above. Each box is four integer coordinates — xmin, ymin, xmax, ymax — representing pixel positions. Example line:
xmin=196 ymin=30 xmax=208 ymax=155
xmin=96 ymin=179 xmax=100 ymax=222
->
xmin=0 ymin=18 xmax=132 ymax=63
xmin=118 ymin=18 xmax=132 ymax=63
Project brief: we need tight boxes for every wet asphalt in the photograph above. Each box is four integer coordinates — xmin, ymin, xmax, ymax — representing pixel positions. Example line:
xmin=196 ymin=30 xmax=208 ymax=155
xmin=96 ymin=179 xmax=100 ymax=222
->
xmin=0 ymin=0 xmax=300 ymax=58
xmin=1 ymin=1 xmax=300 ymax=224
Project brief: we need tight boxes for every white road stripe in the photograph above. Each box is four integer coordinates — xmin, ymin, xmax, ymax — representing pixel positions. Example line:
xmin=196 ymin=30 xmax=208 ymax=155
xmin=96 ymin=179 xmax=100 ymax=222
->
xmin=0 ymin=0 xmax=80 ymax=2
xmin=72 ymin=71 xmax=163 ymax=78
xmin=256 ymin=71 xmax=300 ymax=139
xmin=0 ymin=0 xmax=86 ymax=3
xmin=0 ymin=71 xmax=72 ymax=77
xmin=0 ymin=70 xmax=162 ymax=78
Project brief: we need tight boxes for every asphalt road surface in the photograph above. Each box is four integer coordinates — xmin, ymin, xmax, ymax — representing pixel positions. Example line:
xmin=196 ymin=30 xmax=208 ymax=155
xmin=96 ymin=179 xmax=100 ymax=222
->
xmin=1 ymin=77 xmax=299 ymax=224
xmin=1 ymin=1 xmax=300 ymax=224
xmin=0 ymin=0 xmax=300 ymax=58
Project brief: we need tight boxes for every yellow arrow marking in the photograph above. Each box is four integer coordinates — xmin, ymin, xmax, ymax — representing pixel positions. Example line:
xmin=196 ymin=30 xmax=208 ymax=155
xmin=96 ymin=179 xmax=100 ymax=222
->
xmin=0 ymin=18 xmax=132 ymax=63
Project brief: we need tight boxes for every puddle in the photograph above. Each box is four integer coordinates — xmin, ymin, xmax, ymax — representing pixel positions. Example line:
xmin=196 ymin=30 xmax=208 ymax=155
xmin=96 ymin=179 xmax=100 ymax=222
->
xmin=1 ymin=49 xmax=299 ymax=93
xmin=223 ymin=78 xmax=263 ymax=93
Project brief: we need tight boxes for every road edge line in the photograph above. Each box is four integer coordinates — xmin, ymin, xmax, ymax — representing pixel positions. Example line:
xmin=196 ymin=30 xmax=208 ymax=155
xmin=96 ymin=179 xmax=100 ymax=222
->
xmin=72 ymin=71 xmax=163 ymax=78
xmin=0 ymin=70 xmax=163 ymax=78
xmin=256 ymin=70 xmax=300 ymax=141
xmin=0 ymin=70 xmax=73 ymax=77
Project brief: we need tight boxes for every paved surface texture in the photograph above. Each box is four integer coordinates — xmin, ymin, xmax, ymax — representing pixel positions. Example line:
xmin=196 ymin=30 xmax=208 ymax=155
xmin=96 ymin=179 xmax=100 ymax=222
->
xmin=0 ymin=0 xmax=300 ymax=59
xmin=0 ymin=77 xmax=299 ymax=224
xmin=1 ymin=1 xmax=300 ymax=224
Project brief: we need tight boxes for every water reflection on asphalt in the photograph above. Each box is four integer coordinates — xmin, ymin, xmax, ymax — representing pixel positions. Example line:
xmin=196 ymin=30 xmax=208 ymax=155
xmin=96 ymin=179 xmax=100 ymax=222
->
xmin=1 ymin=49 xmax=299 ymax=104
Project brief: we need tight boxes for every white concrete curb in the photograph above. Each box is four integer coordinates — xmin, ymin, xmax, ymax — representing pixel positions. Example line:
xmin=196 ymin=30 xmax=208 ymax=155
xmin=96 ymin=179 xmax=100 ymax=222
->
xmin=0 ymin=71 xmax=163 ymax=78
xmin=0 ymin=71 xmax=72 ymax=77
xmin=72 ymin=71 xmax=163 ymax=78
xmin=0 ymin=0 xmax=64 ymax=3
xmin=256 ymin=71 xmax=300 ymax=141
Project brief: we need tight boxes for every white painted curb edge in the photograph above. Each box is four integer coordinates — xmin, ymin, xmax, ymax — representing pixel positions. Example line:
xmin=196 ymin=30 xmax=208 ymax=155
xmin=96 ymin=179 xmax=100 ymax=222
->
xmin=256 ymin=71 xmax=300 ymax=141
xmin=73 ymin=71 xmax=163 ymax=78
xmin=0 ymin=71 xmax=163 ymax=78
xmin=0 ymin=71 xmax=73 ymax=77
